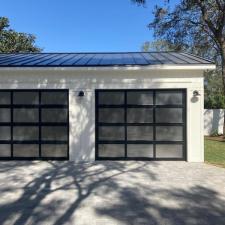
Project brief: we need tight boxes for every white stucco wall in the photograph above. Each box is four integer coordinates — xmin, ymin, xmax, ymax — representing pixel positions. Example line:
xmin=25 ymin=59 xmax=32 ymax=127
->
xmin=0 ymin=67 xmax=205 ymax=162
xmin=204 ymin=109 xmax=224 ymax=135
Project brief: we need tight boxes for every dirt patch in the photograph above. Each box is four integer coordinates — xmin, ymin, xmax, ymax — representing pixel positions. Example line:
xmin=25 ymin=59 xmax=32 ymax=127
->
xmin=205 ymin=136 xmax=225 ymax=142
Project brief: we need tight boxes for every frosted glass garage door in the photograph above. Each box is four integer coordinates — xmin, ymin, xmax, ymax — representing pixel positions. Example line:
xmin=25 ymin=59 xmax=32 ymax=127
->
xmin=0 ymin=90 xmax=69 ymax=160
xmin=96 ymin=89 xmax=186 ymax=160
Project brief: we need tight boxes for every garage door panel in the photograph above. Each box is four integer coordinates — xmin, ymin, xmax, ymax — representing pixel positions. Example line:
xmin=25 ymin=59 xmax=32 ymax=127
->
xmin=0 ymin=126 xmax=11 ymax=140
xmin=13 ymin=144 xmax=39 ymax=157
xmin=96 ymin=89 xmax=186 ymax=160
xmin=156 ymin=126 xmax=183 ymax=141
xmin=0 ymin=92 xmax=11 ymax=105
xmin=41 ymin=144 xmax=67 ymax=157
xmin=98 ymin=126 xmax=125 ymax=141
xmin=127 ymin=144 xmax=153 ymax=157
xmin=0 ymin=144 xmax=11 ymax=157
xmin=41 ymin=108 xmax=68 ymax=123
xmin=0 ymin=108 xmax=11 ymax=122
xmin=13 ymin=92 xmax=39 ymax=105
xmin=41 ymin=91 xmax=68 ymax=105
xmin=127 ymin=108 xmax=153 ymax=123
xmin=41 ymin=126 xmax=68 ymax=141
xmin=98 ymin=144 xmax=125 ymax=157
xmin=127 ymin=91 xmax=153 ymax=105
xmin=127 ymin=126 xmax=153 ymax=141
xmin=156 ymin=144 xmax=183 ymax=158
xmin=98 ymin=108 xmax=125 ymax=123
xmin=0 ymin=90 xmax=69 ymax=160
xmin=13 ymin=126 xmax=39 ymax=141
xmin=98 ymin=92 xmax=124 ymax=105
xmin=13 ymin=108 xmax=39 ymax=123
xmin=156 ymin=92 xmax=183 ymax=105
xmin=155 ymin=108 xmax=183 ymax=123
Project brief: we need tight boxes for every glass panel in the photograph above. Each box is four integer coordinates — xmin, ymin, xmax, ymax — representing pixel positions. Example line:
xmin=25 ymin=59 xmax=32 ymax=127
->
xmin=41 ymin=144 xmax=67 ymax=157
xmin=42 ymin=109 xmax=68 ymax=123
xmin=156 ymin=126 xmax=183 ymax=141
xmin=127 ymin=108 xmax=153 ymax=123
xmin=0 ymin=127 xmax=10 ymax=140
xmin=98 ymin=108 xmax=124 ymax=123
xmin=0 ymin=92 xmax=10 ymax=105
xmin=41 ymin=91 xmax=68 ymax=105
xmin=13 ymin=126 xmax=39 ymax=140
xmin=13 ymin=92 xmax=39 ymax=105
xmin=156 ymin=92 xmax=183 ymax=105
xmin=155 ymin=108 xmax=183 ymax=123
xmin=0 ymin=144 xmax=11 ymax=157
xmin=13 ymin=144 xmax=39 ymax=157
xmin=41 ymin=126 xmax=68 ymax=141
xmin=127 ymin=91 xmax=153 ymax=105
xmin=0 ymin=108 xmax=10 ymax=122
xmin=156 ymin=144 xmax=183 ymax=158
xmin=13 ymin=108 xmax=39 ymax=123
xmin=127 ymin=126 xmax=153 ymax=140
xmin=98 ymin=92 xmax=124 ymax=105
xmin=127 ymin=144 xmax=153 ymax=157
xmin=98 ymin=126 xmax=124 ymax=141
xmin=98 ymin=144 xmax=124 ymax=157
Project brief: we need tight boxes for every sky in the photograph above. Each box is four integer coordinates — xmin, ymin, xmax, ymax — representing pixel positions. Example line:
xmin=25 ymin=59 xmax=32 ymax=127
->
xmin=0 ymin=0 xmax=179 ymax=52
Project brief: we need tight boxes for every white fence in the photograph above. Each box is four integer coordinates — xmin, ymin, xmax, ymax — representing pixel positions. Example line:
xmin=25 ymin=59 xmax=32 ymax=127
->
xmin=204 ymin=109 xmax=224 ymax=135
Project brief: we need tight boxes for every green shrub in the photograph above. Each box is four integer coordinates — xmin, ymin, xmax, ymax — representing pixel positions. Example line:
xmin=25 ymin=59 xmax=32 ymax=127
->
xmin=205 ymin=94 xmax=225 ymax=109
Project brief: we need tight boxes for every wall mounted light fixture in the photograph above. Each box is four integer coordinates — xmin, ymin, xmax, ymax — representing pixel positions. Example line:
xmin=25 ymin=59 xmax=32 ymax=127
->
xmin=193 ymin=90 xmax=201 ymax=97
xmin=78 ymin=90 xmax=85 ymax=97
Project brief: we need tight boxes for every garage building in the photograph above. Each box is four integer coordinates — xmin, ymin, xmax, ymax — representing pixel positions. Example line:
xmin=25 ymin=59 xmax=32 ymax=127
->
xmin=0 ymin=52 xmax=215 ymax=162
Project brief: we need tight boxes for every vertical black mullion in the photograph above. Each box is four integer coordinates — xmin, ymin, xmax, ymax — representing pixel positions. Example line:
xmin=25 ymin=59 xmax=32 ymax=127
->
xmin=39 ymin=91 xmax=41 ymax=158
xmin=183 ymin=89 xmax=186 ymax=160
xmin=124 ymin=91 xmax=127 ymax=158
xmin=95 ymin=91 xmax=99 ymax=160
xmin=67 ymin=90 xmax=69 ymax=160
xmin=10 ymin=91 xmax=13 ymax=157
xmin=153 ymin=91 xmax=156 ymax=159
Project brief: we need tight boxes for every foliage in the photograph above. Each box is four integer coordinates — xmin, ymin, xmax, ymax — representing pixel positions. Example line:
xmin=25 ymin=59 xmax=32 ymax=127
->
xmin=141 ymin=40 xmax=177 ymax=51
xmin=0 ymin=17 xmax=41 ymax=53
xmin=205 ymin=95 xmax=225 ymax=109
xmin=135 ymin=0 xmax=225 ymax=71
xmin=204 ymin=70 xmax=225 ymax=108
xmin=134 ymin=0 xmax=225 ymax=133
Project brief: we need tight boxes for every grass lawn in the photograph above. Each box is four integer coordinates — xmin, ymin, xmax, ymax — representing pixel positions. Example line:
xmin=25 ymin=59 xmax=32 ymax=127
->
xmin=205 ymin=137 xmax=225 ymax=168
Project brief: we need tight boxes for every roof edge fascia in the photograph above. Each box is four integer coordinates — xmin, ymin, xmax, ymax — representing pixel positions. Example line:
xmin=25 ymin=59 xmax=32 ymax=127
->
xmin=0 ymin=64 xmax=216 ymax=71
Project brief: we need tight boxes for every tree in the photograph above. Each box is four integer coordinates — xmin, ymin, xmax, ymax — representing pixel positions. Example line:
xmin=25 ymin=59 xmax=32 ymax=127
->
xmin=0 ymin=17 xmax=41 ymax=53
xmin=134 ymin=0 xmax=225 ymax=134
xmin=141 ymin=40 xmax=177 ymax=51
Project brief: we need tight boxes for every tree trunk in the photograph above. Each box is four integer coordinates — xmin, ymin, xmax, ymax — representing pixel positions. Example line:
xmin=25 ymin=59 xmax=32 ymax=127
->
xmin=222 ymin=46 xmax=225 ymax=136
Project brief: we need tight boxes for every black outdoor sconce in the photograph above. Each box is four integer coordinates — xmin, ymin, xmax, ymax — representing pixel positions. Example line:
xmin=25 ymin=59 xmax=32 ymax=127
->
xmin=193 ymin=90 xmax=201 ymax=97
xmin=78 ymin=90 xmax=85 ymax=97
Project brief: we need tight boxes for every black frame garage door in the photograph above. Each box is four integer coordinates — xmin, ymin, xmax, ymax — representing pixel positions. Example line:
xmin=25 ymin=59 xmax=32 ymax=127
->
xmin=0 ymin=89 xmax=69 ymax=160
xmin=95 ymin=89 xmax=186 ymax=160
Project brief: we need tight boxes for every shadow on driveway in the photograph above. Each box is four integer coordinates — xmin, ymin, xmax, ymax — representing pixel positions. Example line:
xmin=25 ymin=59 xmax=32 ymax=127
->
xmin=0 ymin=161 xmax=224 ymax=225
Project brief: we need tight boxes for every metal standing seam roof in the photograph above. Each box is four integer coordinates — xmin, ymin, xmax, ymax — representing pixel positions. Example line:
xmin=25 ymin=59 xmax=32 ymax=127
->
xmin=0 ymin=52 xmax=214 ymax=67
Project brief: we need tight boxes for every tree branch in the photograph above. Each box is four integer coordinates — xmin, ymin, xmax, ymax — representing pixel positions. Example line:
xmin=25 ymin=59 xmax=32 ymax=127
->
xmin=196 ymin=0 xmax=218 ymax=37
xmin=215 ymin=0 xmax=223 ymax=11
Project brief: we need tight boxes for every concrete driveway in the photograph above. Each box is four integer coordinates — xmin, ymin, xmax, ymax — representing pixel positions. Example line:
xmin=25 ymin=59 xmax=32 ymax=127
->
xmin=0 ymin=161 xmax=224 ymax=225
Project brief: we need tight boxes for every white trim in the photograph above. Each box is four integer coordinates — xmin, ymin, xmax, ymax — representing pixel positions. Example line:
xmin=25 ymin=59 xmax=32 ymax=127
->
xmin=0 ymin=64 xmax=216 ymax=71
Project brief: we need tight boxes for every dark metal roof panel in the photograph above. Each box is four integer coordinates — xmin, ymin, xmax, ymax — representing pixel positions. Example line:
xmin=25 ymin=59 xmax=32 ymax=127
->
xmin=0 ymin=52 xmax=214 ymax=67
